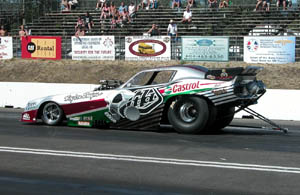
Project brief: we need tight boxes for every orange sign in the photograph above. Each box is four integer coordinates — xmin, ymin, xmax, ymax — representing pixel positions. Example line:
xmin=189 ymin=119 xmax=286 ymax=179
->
xmin=22 ymin=36 xmax=61 ymax=60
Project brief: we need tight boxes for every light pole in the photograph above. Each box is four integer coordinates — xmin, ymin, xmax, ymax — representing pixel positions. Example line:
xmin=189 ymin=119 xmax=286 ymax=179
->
xmin=22 ymin=0 xmax=25 ymax=25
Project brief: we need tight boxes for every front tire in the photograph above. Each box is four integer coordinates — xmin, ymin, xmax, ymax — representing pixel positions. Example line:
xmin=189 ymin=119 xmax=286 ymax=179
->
xmin=41 ymin=102 xmax=64 ymax=125
xmin=168 ymin=96 xmax=209 ymax=134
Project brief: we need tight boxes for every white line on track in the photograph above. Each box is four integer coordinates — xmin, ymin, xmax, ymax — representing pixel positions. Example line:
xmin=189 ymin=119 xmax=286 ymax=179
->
xmin=1 ymin=146 xmax=300 ymax=174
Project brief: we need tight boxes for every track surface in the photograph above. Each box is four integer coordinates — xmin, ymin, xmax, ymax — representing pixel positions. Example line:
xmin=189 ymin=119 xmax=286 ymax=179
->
xmin=1 ymin=109 xmax=300 ymax=195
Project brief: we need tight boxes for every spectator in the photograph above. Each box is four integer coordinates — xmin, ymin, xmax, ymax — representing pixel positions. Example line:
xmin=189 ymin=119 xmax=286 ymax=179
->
xmin=61 ymin=0 xmax=69 ymax=11
xmin=119 ymin=2 xmax=127 ymax=16
xmin=128 ymin=2 xmax=136 ymax=22
xmin=109 ymin=2 xmax=117 ymax=17
xmin=147 ymin=24 xmax=160 ymax=36
xmin=254 ymin=0 xmax=263 ymax=11
xmin=0 ymin=25 xmax=7 ymax=36
xmin=277 ymin=0 xmax=287 ymax=10
xmin=287 ymin=0 xmax=292 ymax=8
xmin=83 ymin=12 xmax=94 ymax=32
xmin=187 ymin=0 xmax=194 ymax=8
xmin=219 ymin=0 xmax=229 ymax=8
xmin=68 ymin=0 xmax=78 ymax=10
xmin=181 ymin=6 xmax=192 ymax=23
xmin=208 ymin=0 xmax=218 ymax=8
xmin=111 ymin=11 xmax=122 ymax=28
xmin=149 ymin=0 xmax=158 ymax=9
xmin=75 ymin=26 xmax=85 ymax=37
xmin=167 ymin=19 xmax=178 ymax=38
xmin=172 ymin=0 xmax=181 ymax=9
xmin=19 ymin=25 xmax=28 ymax=41
xmin=96 ymin=0 xmax=106 ymax=10
xmin=263 ymin=0 xmax=271 ymax=11
xmin=121 ymin=10 xmax=130 ymax=25
xmin=100 ymin=3 xmax=110 ymax=20
xmin=137 ymin=0 xmax=149 ymax=10
xmin=74 ymin=16 xmax=84 ymax=31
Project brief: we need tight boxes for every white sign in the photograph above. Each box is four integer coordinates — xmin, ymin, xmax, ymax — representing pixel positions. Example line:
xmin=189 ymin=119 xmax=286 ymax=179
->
xmin=0 ymin=37 xmax=13 ymax=59
xmin=72 ymin=36 xmax=115 ymax=60
xmin=182 ymin=36 xmax=229 ymax=61
xmin=125 ymin=36 xmax=171 ymax=61
xmin=244 ymin=36 xmax=295 ymax=64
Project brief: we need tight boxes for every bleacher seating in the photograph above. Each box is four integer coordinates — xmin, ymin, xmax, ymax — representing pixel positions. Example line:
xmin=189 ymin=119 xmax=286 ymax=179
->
xmin=7 ymin=5 xmax=300 ymax=37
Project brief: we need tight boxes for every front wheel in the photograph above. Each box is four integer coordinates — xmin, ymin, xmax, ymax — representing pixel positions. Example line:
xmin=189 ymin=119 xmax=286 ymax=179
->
xmin=168 ymin=96 xmax=209 ymax=134
xmin=41 ymin=102 xmax=64 ymax=125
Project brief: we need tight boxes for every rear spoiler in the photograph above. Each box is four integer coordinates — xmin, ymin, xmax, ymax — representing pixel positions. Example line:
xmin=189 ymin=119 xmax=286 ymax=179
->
xmin=240 ymin=66 xmax=264 ymax=76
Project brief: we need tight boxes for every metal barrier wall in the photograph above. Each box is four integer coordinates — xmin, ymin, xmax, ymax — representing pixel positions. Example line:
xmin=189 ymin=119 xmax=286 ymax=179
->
xmin=8 ymin=35 xmax=300 ymax=61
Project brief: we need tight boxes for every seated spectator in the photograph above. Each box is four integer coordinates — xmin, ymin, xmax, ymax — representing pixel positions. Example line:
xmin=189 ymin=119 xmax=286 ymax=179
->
xmin=128 ymin=2 xmax=136 ymax=21
xmin=0 ymin=25 xmax=7 ymax=36
xmin=172 ymin=0 xmax=181 ymax=9
xmin=61 ymin=0 xmax=69 ymax=11
xmin=83 ymin=12 xmax=94 ymax=32
xmin=109 ymin=2 xmax=117 ymax=17
xmin=111 ymin=11 xmax=122 ymax=28
xmin=208 ymin=0 xmax=218 ymax=8
xmin=147 ymin=24 xmax=160 ymax=36
xmin=100 ymin=3 xmax=110 ymax=20
xmin=119 ymin=2 xmax=127 ymax=16
xmin=167 ymin=19 xmax=178 ymax=38
xmin=121 ymin=10 xmax=130 ymax=25
xmin=219 ymin=0 xmax=229 ymax=8
xmin=187 ymin=0 xmax=194 ymax=8
xmin=181 ymin=6 xmax=192 ymax=23
xmin=96 ymin=0 xmax=106 ymax=10
xmin=75 ymin=26 xmax=85 ymax=37
xmin=74 ymin=16 xmax=84 ymax=31
xmin=277 ymin=0 xmax=287 ymax=10
xmin=149 ymin=0 xmax=158 ymax=9
xmin=68 ymin=0 xmax=78 ymax=10
xmin=262 ymin=0 xmax=271 ymax=11
xmin=137 ymin=0 xmax=149 ymax=10
xmin=254 ymin=0 xmax=263 ymax=11
xmin=287 ymin=0 xmax=292 ymax=8
xmin=19 ymin=25 xmax=28 ymax=41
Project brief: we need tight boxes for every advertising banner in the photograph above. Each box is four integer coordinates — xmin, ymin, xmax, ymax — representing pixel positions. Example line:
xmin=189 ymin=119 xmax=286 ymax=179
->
xmin=0 ymin=37 xmax=13 ymax=59
xmin=72 ymin=36 xmax=115 ymax=60
xmin=181 ymin=36 xmax=229 ymax=61
xmin=21 ymin=36 xmax=61 ymax=60
xmin=125 ymin=36 xmax=171 ymax=61
xmin=244 ymin=36 xmax=295 ymax=64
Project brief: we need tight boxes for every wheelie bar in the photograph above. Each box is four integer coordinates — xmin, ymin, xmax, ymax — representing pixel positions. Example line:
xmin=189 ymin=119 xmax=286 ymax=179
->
xmin=235 ymin=106 xmax=288 ymax=133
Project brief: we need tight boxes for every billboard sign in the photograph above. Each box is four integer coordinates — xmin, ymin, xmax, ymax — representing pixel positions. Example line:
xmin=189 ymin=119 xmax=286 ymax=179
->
xmin=181 ymin=36 xmax=229 ymax=61
xmin=125 ymin=36 xmax=171 ymax=61
xmin=0 ymin=37 xmax=13 ymax=59
xmin=21 ymin=36 xmax=61 ymax=60
xmin=72 ymin=36 xmax=115 ymax=60
xmin=244 ymin=36 xmax=295 ymax=64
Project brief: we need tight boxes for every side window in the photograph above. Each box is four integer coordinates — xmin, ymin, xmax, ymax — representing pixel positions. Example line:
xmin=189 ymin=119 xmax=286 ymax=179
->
xmin=126 ymin=72 xmax=154 ymax=87
xmin=151 ymin=70 xmax=176 ymax=84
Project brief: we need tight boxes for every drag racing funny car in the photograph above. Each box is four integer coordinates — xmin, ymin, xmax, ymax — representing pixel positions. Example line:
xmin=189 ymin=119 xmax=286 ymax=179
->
xmin=22 ymin=65 xmax=268 ymax=134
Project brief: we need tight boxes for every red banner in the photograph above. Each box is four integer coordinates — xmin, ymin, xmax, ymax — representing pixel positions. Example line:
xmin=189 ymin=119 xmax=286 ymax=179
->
xmin=21 ymin=36 xmax=61 ymax=60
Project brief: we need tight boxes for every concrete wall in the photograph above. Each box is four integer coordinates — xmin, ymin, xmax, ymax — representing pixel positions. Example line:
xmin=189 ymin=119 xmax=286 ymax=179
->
xmin=0 ymin=82 xmax=299 ymax=121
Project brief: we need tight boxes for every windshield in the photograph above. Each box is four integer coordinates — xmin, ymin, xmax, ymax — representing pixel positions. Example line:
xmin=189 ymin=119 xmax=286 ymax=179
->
xmin=124 ymin=70 xmax=176 ymax=88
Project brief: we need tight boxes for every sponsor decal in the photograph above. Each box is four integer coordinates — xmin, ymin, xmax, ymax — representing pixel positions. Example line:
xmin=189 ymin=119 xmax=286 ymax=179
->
xmin=172 ymin=81 xmax=202 ymax=93
xmin=64 ymin=92 xmax=103 ymax=103
xmin=83 ymin=116 xmax=93 ymax=120
xmin=206 ymin=75 xmax=216 ymax=80
xmin=78 ymin=121 xmax=90 ymax=126
xmin=247 ymin=39 xmax=259 ymax=52
xmin=22 ymin=36 xmax=61 ymax=60
xmin=70 ymin=117 xmax=80 ymax=121
xmin=122 ymin=88 xmax=163 ymax=115
xmin=212 ymin=89 xmax=227 ymax=95
xmin=22 ymin=113 xmax=30 ymax=120
xmin=25 ymin=102 xmax=37 ymax=110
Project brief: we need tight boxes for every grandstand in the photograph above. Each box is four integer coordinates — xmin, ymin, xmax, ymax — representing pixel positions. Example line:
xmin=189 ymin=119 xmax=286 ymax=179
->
xmin=1 ymin=0 xmax=300 ymax=59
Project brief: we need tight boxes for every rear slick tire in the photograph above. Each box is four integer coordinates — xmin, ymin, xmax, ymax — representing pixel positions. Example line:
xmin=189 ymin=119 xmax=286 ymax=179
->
xmin=168 ymin=96 xmax=209 ymax=134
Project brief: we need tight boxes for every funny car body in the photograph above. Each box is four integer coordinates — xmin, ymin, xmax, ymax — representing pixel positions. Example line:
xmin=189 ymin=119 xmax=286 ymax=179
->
xmin=21 ymin=65 xmax=266 ymax=134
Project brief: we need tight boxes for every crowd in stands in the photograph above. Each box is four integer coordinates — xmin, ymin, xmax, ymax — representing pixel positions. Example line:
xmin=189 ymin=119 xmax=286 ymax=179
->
xmin=254 ymin=0 xmax=293 ymax=11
